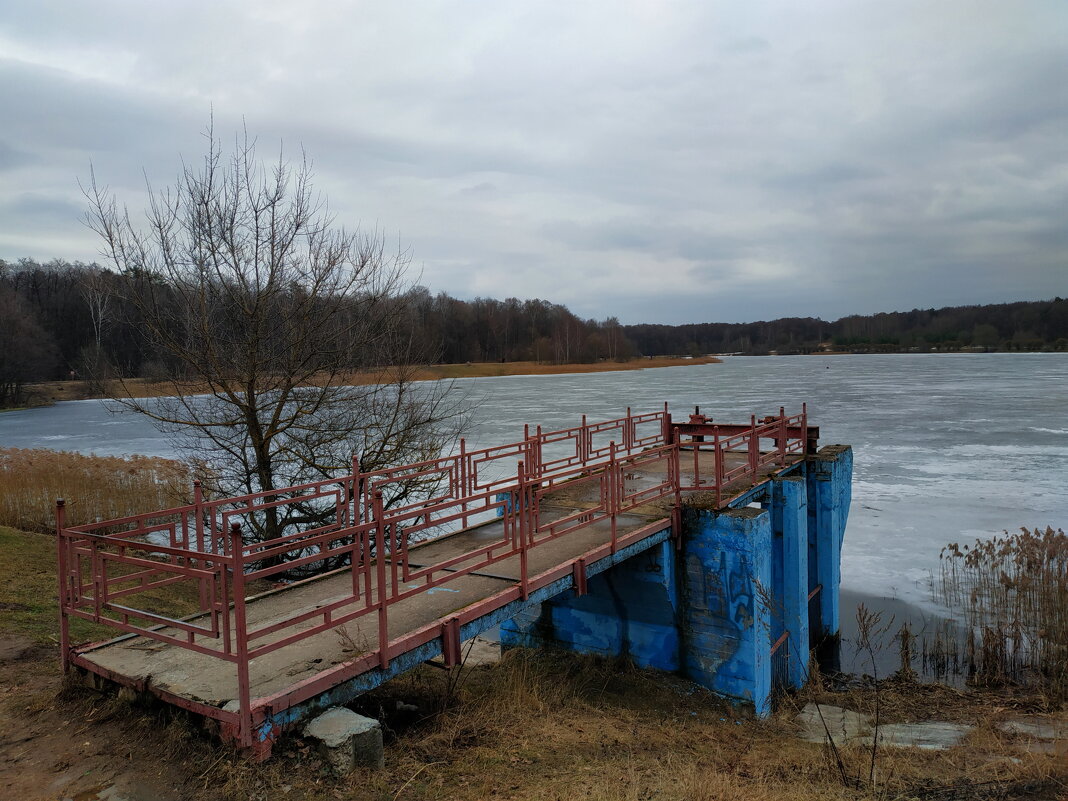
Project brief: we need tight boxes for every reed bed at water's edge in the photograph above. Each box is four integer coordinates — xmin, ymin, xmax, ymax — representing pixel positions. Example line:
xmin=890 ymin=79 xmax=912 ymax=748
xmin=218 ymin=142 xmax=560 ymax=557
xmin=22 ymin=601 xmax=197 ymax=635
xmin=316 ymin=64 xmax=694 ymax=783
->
xmin=931 ymin=526 xmax=1068 ymax=699
xmin=0 ymin=447 xmax=192 ymax=532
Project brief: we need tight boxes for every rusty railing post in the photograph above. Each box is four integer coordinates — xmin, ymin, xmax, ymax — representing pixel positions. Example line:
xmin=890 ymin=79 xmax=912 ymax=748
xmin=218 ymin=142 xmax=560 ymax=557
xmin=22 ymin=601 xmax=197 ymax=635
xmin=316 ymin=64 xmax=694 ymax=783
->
xmin=779 ymin=406 xmax=787 ymax=465
xmin=192 ymin=480 xmax=210 ymax=611
xmin=748 ymin=414 xmax=759 ymax=474
xmin=56 ymin=499 xmax=70 ymax=672
xmin=229 ymin=522 xmax=253 ymax=749
xmin=535 ymin=425 xmax=543 ymax=478
xmin=193 ymin=480 xmax=204 ymax=553
xmin=668 ymin=437 xmax=682 ymax=547
xmin=350 ymin=454 xmax=361 ymax=525
xmin=373 ymin=490 xmax=390 ymax=669
xmin=517 ymin=461 xmax=529 ymax=600
xmin=458 ymin=438 xmax=468 ymax=528
xmin=713 ymin=426 xmax=724 ymax=508
xmin=348 ymin=454 xmax=362 ymax=598
xmin=609 ymin=441 xmax=618 ymax=554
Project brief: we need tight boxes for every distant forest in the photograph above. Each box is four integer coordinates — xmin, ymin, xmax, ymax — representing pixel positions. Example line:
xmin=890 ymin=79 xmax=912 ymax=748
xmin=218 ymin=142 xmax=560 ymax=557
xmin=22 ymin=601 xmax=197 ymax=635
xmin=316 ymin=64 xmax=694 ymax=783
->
xmin=626 ymin=298 xmax=1068 ymax=357
xmin=1 ymin=257 xmax=1065 ymax=404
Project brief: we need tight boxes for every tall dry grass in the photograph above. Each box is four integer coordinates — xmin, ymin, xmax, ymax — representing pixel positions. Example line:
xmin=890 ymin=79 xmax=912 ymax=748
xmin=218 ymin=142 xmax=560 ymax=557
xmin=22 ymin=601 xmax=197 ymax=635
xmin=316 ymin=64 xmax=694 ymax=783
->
xmin=0 ymin=447 xmax=192 ymax=532
xmin=935 ymin=526 xmax=1068 ymax=698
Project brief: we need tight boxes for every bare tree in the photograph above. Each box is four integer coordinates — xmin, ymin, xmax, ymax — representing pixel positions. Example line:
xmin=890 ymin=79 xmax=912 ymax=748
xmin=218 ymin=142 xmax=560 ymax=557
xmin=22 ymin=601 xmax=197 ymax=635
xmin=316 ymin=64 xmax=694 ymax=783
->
xmin=78 ymin=266 xmax=116 ymax=393
xmin=83 ymin=126 xmax=463 ymax=568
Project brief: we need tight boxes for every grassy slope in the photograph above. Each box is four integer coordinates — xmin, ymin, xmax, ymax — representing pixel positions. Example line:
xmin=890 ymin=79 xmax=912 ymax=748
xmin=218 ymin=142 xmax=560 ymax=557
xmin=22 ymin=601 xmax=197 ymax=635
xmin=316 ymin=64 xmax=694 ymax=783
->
xmin=0 ymin=526 xmax=1063 ymax=801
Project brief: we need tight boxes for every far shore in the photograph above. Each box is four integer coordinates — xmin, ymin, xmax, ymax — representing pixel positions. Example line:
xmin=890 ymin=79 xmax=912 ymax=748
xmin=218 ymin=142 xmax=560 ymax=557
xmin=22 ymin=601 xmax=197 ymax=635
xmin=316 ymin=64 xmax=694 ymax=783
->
xmin=17 ymin=355 xmax=722 ymax=407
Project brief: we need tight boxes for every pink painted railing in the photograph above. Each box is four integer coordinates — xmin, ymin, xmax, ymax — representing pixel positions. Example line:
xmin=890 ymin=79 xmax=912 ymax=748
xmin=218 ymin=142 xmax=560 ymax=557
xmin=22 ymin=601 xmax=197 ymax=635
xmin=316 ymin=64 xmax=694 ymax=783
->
xmin=56 ymin=404 xmax=809 ymax=750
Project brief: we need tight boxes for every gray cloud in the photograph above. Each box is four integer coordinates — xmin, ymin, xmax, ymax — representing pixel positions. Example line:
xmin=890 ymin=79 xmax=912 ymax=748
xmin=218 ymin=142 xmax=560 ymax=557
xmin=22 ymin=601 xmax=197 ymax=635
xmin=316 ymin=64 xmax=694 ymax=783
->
xmin=0 ymin=0 xmax=1065 ymax=324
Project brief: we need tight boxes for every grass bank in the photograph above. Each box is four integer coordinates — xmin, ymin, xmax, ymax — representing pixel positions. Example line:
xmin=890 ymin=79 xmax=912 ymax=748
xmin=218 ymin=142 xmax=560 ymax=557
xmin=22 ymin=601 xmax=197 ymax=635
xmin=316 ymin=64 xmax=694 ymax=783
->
xmin=21 ymin=356 xmax=721 ymax=405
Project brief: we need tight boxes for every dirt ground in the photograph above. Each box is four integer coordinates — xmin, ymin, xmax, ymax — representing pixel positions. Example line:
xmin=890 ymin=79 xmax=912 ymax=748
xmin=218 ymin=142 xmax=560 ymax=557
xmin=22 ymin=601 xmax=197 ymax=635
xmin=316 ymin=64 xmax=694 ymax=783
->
xmin=0 ymin=637 xmax=190 ymax=801
xmin=2 ymin=635 xmax=1066 ymax=801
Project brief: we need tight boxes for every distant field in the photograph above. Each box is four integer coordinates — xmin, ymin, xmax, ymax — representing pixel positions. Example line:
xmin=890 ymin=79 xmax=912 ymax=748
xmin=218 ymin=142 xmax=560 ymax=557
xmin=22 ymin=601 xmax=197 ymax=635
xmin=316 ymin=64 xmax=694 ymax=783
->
xmin=23 ymin=355 xmax=721 ymax=404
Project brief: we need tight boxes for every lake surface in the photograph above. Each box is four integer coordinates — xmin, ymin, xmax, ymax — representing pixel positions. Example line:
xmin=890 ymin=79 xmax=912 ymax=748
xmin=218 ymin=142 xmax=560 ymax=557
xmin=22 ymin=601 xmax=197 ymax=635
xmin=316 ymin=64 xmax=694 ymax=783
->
xmin=2 ymin=353 xmax=1065 ymax=611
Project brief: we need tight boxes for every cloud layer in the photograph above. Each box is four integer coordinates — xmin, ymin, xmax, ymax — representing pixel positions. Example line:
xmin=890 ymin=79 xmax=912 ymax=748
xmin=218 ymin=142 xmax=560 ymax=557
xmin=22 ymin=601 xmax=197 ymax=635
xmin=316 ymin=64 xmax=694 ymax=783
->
xmin=1 ymin=0 xmax=1064 ymax=323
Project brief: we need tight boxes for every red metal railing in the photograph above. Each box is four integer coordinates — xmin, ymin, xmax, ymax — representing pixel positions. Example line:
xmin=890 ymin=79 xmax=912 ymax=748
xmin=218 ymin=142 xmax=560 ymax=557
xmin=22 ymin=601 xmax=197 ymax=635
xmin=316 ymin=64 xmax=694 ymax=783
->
xmin=56 ymin=404 xmax=809 ymax=751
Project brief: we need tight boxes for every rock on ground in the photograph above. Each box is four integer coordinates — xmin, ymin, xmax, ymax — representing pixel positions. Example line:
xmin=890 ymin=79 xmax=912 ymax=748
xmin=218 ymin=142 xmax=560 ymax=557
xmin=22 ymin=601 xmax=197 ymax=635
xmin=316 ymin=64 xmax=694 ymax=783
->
xmin=861 ymin=722 xmax=972 ymax=750
xmin=795 ymin=703 xmax=872 ymax=745
xmin=303 ymin=707 xmax=384 ymax=774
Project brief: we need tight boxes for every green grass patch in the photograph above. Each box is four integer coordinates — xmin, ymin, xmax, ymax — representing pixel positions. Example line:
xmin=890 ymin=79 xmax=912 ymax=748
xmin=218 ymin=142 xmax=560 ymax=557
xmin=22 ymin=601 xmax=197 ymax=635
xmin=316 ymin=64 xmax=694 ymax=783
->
xmin=0 ymin=525 xmax=203 ymax=646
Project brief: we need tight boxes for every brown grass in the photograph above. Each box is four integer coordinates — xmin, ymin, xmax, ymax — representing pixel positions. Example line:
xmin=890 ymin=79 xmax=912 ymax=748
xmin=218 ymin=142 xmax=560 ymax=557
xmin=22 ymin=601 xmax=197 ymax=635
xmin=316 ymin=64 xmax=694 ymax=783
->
xmin=23 ymin=356 xmax=721 ymax=404
xmin=199 ymin=650 xmax=1064 ymax=801
xmin=0 ymin=447 xmax=192 ymax=532
xmin=3 ymin=629 xmax=1063 ymax=800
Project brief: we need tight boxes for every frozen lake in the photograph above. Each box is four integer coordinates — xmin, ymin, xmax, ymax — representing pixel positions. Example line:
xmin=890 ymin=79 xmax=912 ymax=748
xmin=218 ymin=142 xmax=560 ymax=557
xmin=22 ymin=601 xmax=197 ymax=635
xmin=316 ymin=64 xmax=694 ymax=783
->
xmin=2 ymin=353 xmax=1065 ymax=610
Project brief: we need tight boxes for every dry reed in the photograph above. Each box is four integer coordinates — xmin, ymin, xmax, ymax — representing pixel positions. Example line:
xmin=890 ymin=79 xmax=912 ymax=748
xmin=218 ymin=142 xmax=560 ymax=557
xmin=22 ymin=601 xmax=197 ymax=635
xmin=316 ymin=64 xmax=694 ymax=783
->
xmin=0 ymin=447 xmax=192 ymax=532
xmin=934 ymin=526 xmax=1068 ymax=698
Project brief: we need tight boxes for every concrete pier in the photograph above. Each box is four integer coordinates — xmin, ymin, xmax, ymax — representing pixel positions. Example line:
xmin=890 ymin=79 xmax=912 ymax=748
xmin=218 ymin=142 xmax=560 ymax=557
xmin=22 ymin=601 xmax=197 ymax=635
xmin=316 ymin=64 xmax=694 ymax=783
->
xmin=501 ymin=538 xmax=680 ymax=672
xmin=502 ymin=445 xmax=852 ymax=717
xmin=60 ymin=405 xmax=848 ymax=755
xmin=772 ymin=474 xmax=809 ymax=689
xmin=808 ymin=445 xmax=852 ymax=665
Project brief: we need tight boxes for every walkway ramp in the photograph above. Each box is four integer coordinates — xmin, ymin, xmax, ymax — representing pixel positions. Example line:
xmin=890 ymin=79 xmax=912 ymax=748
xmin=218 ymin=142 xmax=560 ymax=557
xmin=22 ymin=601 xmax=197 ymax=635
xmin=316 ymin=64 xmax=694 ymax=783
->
xmin=58 ymin=406 xmax=812 ymax=756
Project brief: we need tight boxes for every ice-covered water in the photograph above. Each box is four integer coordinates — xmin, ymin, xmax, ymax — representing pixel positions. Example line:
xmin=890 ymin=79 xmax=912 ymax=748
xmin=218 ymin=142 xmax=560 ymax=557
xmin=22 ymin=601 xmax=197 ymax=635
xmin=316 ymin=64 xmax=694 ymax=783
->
xmin=2 ymin=353 xmax=1065 ymax=608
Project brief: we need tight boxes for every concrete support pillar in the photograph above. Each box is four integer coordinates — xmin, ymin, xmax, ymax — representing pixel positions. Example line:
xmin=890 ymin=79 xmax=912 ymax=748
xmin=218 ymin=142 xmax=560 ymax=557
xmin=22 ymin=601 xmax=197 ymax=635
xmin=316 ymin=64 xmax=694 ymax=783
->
xmin=806 ymin=446 xmax=853 ymax=656
xmin=772 ymin=475 xmax=809 ymax=688
xmin=681 ymin=507 xmax=773 ymax=717
xmin=500 ymin=540 xmax=679 ymax=671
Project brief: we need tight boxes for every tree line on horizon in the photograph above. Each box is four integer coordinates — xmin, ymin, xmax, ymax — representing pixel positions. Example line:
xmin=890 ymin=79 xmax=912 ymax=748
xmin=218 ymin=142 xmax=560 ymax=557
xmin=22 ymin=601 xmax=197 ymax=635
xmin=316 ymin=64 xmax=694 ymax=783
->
xmin=1 ymin=256 xmax=1065 ymax=406
xmin=626 ymin=297 xmax=1068 ymax=357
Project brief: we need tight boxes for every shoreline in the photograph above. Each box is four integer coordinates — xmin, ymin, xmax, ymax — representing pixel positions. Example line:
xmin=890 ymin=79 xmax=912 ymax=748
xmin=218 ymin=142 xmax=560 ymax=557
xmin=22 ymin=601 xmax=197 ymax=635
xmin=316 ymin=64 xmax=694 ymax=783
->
xmin=16 ymin=355 xmax=722 ymax=408
xmin=839 ymin=588 xmax=962 ymax=680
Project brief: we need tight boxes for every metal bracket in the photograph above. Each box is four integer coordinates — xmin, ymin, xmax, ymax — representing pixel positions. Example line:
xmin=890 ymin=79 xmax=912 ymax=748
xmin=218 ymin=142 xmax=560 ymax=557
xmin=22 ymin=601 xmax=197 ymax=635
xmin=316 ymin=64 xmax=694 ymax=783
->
xmin=441 ymin=616 xmax=462 ymax=667
xmin=572 ymin=558 xmax=588 ymax=597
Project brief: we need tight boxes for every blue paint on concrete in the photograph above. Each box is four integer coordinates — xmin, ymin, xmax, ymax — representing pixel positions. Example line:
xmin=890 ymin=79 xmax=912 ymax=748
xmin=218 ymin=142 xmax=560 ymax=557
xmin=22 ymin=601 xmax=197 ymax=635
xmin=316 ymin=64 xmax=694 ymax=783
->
xmin=257 ymin=451 xmax=852 ymax=745
xmin=681 ymin=507 xmax=773 ymax=716
xmin=260 ymin=524 xmax=673 ymax=743
xmin=500 ymin=539 xmax=680 ymax=671
xmin=806 ymin=446 xmax=853 ymax=642
xmin=772 ymin=475 xmax=809 ymax=688
xmin=495 ymin=491 xmax=515 ymax=517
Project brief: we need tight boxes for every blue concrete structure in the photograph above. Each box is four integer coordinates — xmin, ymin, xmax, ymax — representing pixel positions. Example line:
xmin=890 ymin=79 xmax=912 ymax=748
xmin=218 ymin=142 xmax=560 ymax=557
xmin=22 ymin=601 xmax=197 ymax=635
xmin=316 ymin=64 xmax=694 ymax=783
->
xmin=682 ymin=506 xmax=773 ymax=715
xmin=502 ymin=445 xmax=852 ymax=718
xmin=771 ymin=475 xmax=809 ymax=689
xmin=501 ymin=539 xmax=680 ymax=672
xmin=807 ymin=446 xmax=852 ymax=646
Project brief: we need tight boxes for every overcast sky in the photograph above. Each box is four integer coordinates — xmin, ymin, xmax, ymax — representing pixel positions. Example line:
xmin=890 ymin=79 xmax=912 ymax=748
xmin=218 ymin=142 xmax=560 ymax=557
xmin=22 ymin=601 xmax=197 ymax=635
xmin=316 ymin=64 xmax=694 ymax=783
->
xmin=1 ymin=1 xmax=1064 ymax=324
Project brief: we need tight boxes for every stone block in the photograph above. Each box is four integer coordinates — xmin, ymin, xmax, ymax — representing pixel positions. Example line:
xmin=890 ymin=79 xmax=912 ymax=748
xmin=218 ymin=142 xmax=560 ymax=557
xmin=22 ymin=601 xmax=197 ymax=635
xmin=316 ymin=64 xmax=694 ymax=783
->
xmin=795 ymin=702 xmax=871 ymax=745
xmin=303 ymin=707 xmax=384 ymax=773
xmin=997 ymin=716 xmax=1068 ymax=741
xmin=861 ymin=721 xmax=972 ymax=750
